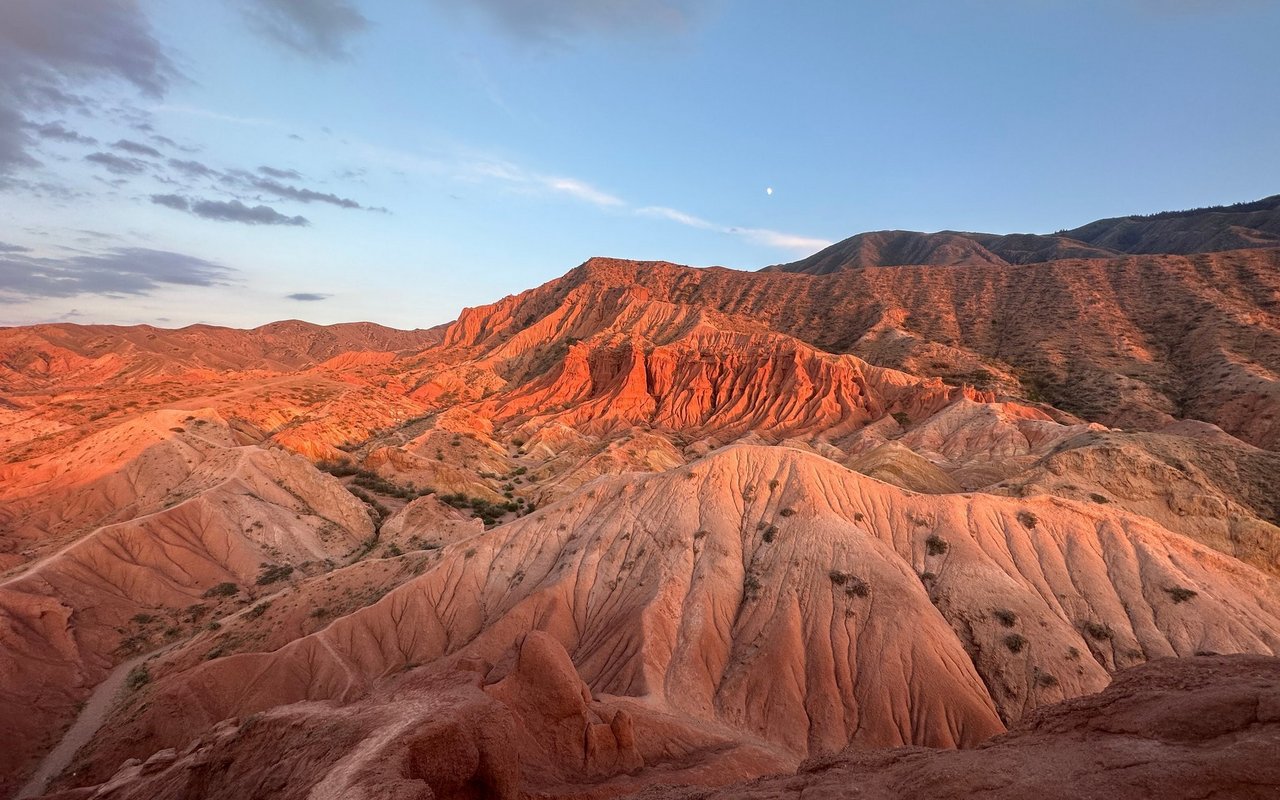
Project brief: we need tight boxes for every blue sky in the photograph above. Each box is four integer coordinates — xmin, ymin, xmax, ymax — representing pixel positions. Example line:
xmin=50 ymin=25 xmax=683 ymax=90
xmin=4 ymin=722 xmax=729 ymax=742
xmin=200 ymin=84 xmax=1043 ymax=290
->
xmin=1 ymin=0 xmax=1278 ymax=329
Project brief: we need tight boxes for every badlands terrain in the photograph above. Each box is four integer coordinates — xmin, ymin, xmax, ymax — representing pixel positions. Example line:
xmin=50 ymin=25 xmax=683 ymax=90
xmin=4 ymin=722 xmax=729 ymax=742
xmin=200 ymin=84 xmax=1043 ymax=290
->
xmin=2 ymin=196 xmax=1280 ymax=798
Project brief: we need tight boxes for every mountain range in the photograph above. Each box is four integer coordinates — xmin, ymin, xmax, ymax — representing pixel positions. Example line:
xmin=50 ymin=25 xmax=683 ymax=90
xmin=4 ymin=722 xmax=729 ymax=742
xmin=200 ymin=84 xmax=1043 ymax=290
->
xmin=2 ymin=195 xmax=1279 ymax=799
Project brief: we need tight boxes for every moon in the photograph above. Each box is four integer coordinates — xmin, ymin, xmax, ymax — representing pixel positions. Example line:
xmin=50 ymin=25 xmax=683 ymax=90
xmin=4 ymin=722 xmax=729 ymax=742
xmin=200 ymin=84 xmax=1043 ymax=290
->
xmin=766 ymin=187 xmax=773 ymax=196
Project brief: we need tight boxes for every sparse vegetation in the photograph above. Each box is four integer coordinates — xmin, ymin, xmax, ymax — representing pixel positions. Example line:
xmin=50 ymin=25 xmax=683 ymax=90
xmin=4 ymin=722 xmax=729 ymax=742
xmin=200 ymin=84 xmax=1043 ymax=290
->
xmin=131 ymin=613 xmax=155 ymax=625
xmin=247 ymin=602 xmax=270 ymax=619
xmin=1004 ymin=633 xmax=1028 ymax=653
xmin=1089 ymin=493 xmax=1110 ymax=504
xmin=1017 ymin=510 xmax=1038 ymax=529
xmin=891 ymin=411 xmax=911 ymax=427
xmin=316 ymin=459 xmax=359 ymax=477
xmin=779 ymin=507 xmax=795 ymax=517
xmin=994 ymin=608 xmax=1018 ymax=627
xmin=125 ymin=664 xmax=150 ymax=691
xmin=255 ymin=564 xmax=294 ymax=586
xmin=762 ymin=525 xmax=778 ymax=543
xmin=1166 ymin=585 xmax=1198 ymax=603
xmin=1083 ymin=621 xmax=1113 ymax=640
xmin=1035 ymin=671 xmax=1059 ymax=687
xmin=203 ymin=582 xmax=239 ymax=598
xmin=925 ymin=534 xmax=949 ymax=556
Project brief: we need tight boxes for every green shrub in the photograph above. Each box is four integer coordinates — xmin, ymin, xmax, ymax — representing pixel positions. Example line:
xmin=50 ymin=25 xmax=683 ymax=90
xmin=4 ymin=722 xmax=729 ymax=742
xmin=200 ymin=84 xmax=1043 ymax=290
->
xmin=1083 ymin=621 xmax=1113 ymax=640
xmin=844 ymin=577 xmax=870 ymax=598
xmin=126 ymin=664 xmax=150 ymax=691
xmin=925 ymin=534 xmax=949 ymax=555
xmin=255 ymin=564 xmax=294 ymax=586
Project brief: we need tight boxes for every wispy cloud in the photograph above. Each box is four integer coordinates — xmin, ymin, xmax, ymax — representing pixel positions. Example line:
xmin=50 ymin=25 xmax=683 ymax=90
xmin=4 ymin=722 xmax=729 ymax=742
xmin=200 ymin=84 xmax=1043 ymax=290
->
xmin=84 ymin=151 xmax=148 ymax=175
xmin=429 ymin=0 xmax=711 ymax=45
xmin=112 ymin=138 xmax=163 ymax=158
xmin=150 ymin=194 xmax=309 ymax=226
xmin=240 ymin=0 xmax=370 ymax=60
xmin=639 ymin=205 xmax=832 ymax=253
xmin=636 ymin=205 xmax=715 ymax=229
xmin=0 ymin=247 xmax=233 ymax=300
xmin=730 ymin=227 xmax=833 ymax=252
xmin=350 ymin=140 xmax=827 ymax=251
xmin=543 ymin=176 xmax=625 ymax=207
xmin=259 ymin=165 xmax=302 ymax=180
xmin=0 ymin=0 xmax=175 ymax=176
xmin=30 ymin=121 xmax=97 ymax=146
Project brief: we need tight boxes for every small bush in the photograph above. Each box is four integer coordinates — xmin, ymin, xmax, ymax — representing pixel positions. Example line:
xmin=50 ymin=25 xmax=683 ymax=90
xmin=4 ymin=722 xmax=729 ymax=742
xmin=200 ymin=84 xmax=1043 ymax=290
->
xmin=203 ymin=582 xmax=239 ymax=598
xmin=920 ymin=571 xmax=937 ymax=582
xmin=126 ymin=664 xmax=150 ymax=691
xmin=1004 ymin=633 xmax=1028 ymax=653
xmin=743 ymin=574 xmax=762 ymax=597
xmin=1089 ymin=493 xmax=1110 ymax=504
xmin=891 ymin=411 xmax=910 ymax=426
xmin=829 ymin=570 xmax=849 ymax=585
xmin=1166 ymin=586 xmax=1198 ymax=603
xmin=255 ymin=564 xmax=294 ymax=586
xmin=845 ymin=577 xmax=870 ymax=598
xmin=132 ymin=613 xmax=156 ymax=625
xmin=762 ymin=525 xmax=778 ymax=543
xmin=779 ymin=507 xmax=796 ymax=517
xmin=1017 ymin=510 xmax=1038 ymax=529
xmin=247 ymin=602 xmax=270 ymax=619
xmin=994 ymin=608 xmax=1018 ymax=628
xmin=925 ymin=534 xmax=949 ymax=556
xmin=1036 ymin=671 xmax=1059 ymax=687
xmin=1083 ymin=621 xmax=1113 ymax=640
xmin=464 ymin=547 xmax=477 ymax=559
xmin=316 ymin=459 xmax=358 ymax=477
xmin=693 ymin=529 xmax=709 ymax=540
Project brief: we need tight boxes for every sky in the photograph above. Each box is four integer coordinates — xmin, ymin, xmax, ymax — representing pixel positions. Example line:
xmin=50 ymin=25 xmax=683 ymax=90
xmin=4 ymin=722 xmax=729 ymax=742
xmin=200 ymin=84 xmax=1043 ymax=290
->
xmin=1 ymin=0 xmax=1278 ymax=330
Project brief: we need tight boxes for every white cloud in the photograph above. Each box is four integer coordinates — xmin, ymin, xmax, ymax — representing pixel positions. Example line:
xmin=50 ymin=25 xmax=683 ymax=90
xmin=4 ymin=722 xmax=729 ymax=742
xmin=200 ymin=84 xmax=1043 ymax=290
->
xmin=639 ymin=205 xmax=831 ymax=253
xmin=730 ymin=227 xmax=833 ymax=252
xmin=542 ymin=175 xmax=624 ymax=207
xmin=636 ymin=205 xmax=715 ymax=229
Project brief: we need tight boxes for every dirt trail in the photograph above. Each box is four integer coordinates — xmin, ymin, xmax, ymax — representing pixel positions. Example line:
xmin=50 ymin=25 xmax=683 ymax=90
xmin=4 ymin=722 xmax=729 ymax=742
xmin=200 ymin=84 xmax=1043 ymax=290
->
xmin=15 ymin=652 xmax=148 ymax=799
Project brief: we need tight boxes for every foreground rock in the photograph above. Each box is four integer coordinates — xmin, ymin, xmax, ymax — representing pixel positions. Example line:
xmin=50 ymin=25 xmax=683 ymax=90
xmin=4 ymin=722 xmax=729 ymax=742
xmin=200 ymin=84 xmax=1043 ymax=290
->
xmin=646 ymin=654 xmax=1280 ymax=800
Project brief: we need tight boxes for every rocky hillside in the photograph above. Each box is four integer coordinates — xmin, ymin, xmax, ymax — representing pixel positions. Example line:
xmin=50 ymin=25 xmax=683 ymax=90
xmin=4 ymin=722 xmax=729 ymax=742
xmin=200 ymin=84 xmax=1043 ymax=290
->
xmin=2 ymin=194 xmax=1279 ymax=799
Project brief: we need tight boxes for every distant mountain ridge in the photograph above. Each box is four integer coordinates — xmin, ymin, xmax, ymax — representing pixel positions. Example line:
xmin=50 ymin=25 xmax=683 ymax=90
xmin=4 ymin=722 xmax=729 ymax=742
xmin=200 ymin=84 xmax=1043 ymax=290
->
xmin=769 ymin=193 xmax=1280 ymax=273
